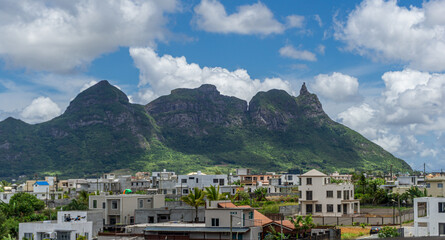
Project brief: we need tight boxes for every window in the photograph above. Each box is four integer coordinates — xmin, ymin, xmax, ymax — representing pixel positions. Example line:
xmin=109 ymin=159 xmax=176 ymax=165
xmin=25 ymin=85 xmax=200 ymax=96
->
xmin=439 ymin=202 xmax=445 ymax=213
xmin=344 ymin=190 xmax=349 ymax=200
xmin=288 ymin=175 xmax=293 ymax=181
xmin=219 ymin=179 xmax=225 ymax=186
xmin=307 ymin=178 xmax=312 ymax=185
xmin=93 ymin=200 xmax=97 ymax=208
xmin=213 ymin=179 xmax=219 ymax=183
xmin=189 ymin=177 xmax=194 ymax=180
xmin=315 ymin=204 xmax=322 ymax=212
xmin=181 ymin=179 xmax=187 ymax=183
xmin=249 ymin=211 xmax=254 ymax=219
xmin=196 ymin=178 xmax=199 ymax=183
xmin=230 ymin=211 xmax=238 ymax=215
xmin=439 ymin=183 xmax=444 ymax=188
xmin=337 ymin=191 xmax=342 ymax=199
xmin=306 ymin=204 xmax=313 ymax=214
xmin=337 ymin=204 xmax=341 ymax=213
xmin=327 ymin=204 xmax=334 ymax=212
xmin=427 ymin=183 xmax=431 ymax=188
xmin=306 ymin=191 xmax=313 ymax=200
xmin=102 ymin=202 xmax=106 ymax=209
xmin=326 ymin=191 xmax=333 ymax=198
xmin=260 ymin=177 xmax=264 ymax=180
xmin=211 ymin=218 xmax=220 ymax=226
xmin=111 ymin=200 xmax=118 ymax=209
xmin=183 ymin=189 xmax=189 ymax=194
xmin=139 ymin=199 xmax=143 ymax=208
xmin=24 ymin=233 xmax=33 ymax=240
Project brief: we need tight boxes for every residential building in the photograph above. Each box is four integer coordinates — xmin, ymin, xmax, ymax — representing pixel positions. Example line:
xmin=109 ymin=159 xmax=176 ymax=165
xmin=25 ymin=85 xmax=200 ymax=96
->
xmin=299 ymin=169 xmax=360 ymax=217
xmin=398 ymin=175 xmax=424 ymax=186
xmin=414 ymin=197 xmax=445 ymax=236
xmin=151 ymin=170 xmax=177 ymax=194
xmin=329 ymin=172 xmax=352 ymax=182
xmin=89 ymin=194 xmax=165 ymax=225
xmin=33 ymin=181 xmax=50 ymax=193
xmin=142 ymin=201 xmax=262 ymax=240
xmin=176 ymin=171 xmax=228 ymax=194
xmin=425 ymin=177 xmax=445 ymax=197
xmin=19 ymin=210 xmax=103 ymax=240
xmin=238 ymin=173 xmax=279 ymax=186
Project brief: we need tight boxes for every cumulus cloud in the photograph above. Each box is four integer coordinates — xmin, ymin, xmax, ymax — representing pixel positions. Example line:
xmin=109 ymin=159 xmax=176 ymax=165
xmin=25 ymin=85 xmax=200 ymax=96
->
xmin=312 ymin=72 xmax=360 ymax=102
xmin=0 ymin=0 xmax=177 ymax=72
xmin=279 ymin=45 xmax=317 ymax=61
xmin=335 ymin=0 xmax=445 ymax=71
xmin=193 ymin=0 xmax=285 ymax=35
xmin=286 ymin=15 xmax=305 ymax=28
xmin=130 ymin=47 xmax=293 ymax=102
xmin=21 ymin=97 xmax=62 ymax=123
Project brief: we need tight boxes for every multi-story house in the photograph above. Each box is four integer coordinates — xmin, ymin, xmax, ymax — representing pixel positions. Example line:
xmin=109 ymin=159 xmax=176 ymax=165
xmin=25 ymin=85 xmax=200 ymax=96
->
xmin=414 ymin=197 xmax=445 ymax=236
xmin=89 ymin=194 xmax=165 ymax=225
xmin=298 ymin=169 xmax=360 ymax=217
xmin=19 ymin=210 xmax=103 ymax=240
xmin=151 ymin=170 xmax=177 ymax=194
xmin=329 ymin=172 xmax=352 ymax=182
xmin=176 ymin=171 xmax=228 ymax=195
xmin=425 ymin=176 xmax=445 ymax=197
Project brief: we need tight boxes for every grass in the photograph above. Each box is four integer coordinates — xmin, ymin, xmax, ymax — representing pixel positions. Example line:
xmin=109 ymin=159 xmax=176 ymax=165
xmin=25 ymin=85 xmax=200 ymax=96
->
xmin=361 ymin=205 xmax=412 ymax=211
xmin=340 ymin=227 xmax=370 ymax=239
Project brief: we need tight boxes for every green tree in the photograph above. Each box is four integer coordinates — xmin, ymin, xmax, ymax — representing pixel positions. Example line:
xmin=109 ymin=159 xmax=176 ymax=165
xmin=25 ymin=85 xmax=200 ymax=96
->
xmin=3 ymin=193 xmax=45 ymax=217
xmin=254 ymin=187 xmax=267 ymax=201
xmin=289 ymin=215 xmax=314 ymax=238
xmin=180 ymin=188 xmax=205 ymax=222
xmin=264 ymin=225 xmax=289 ymax=240
xmin=0 ymin=213 xmax=8 ymax=239
xmin=204 ymin=185 xmax=223 ymax=201
xmin=63 ymin=199 xmax=88 ymax=211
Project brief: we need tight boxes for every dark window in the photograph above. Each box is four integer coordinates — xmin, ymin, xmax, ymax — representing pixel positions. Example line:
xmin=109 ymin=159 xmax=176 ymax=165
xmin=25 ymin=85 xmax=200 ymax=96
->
xmin=439 ymin=202 xmax=445 ymax=213
xmin=306 ymin=191 xmax=313 ymax=200
xmin=183 ymin=189 xmax=189 ymax=194
xmin=307 ymin=178 xmax=312 ymax=185
xmin=316 ymin=204 xmax=322 ymax=212
xmin=337 ymin=191 xmax=342 ymax=199
xmin=102 ymin=202 xmax=106 ymax=209
xmin=196 ymin=178 xmax=199 ymax=183
xmin=181 ymin=179 xmax=187 ymax=183
xmin=288 ymin=175 xmax=293 ymax=181
xmin=439 ymin=183 xmax=443 ymax=188
xmin=211 ymin=218 xmax=220 ymax=226
xmin=111 ymin=200 xmax=118 ymax=209
xmin=344 ymin=190 xmax=349 ymax=200
xmin=326 ymin=191 xmax=333 ymax=198
xmin=260 ymin=177 xmax=264 ymax=180
xmin=93 ymin=200 xmax=97 ymax=208
xmin=219 ymin=179 xmax=225 ymax=186
xmin=213 ymin=179 xmax=219 ymax=183
xmin=306 ymin=204 xmax=313 ymax=214
xmin=337 ymin=204 xmax=341 ymax=213
xmin=189 ymin=177 xmax=194 ymax=180
xmin=327 ymin=204 xmax=334 ymax=212
xmin=139 ymin=199 xmax=143 ymax=208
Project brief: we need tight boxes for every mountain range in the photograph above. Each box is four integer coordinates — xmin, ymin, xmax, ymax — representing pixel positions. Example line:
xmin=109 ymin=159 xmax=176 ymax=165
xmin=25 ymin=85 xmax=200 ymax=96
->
xmin=0 ymin=80 xmax=411 ymax=179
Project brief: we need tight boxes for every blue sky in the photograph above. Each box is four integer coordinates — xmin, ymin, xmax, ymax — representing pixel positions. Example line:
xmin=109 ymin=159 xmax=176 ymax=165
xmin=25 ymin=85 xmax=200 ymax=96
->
xmin=0 ymin=0 xmax=444 ymax=172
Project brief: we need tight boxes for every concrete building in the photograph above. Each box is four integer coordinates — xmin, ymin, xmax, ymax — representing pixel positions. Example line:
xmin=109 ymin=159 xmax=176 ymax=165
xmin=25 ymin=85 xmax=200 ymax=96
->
xmin=426 ymin=177 xmax=445 ymax=197
xmin=19 ymin=210 xmax=103 ymax=240
xmin=298 ymin=169 xmax=360 ymax=217
xmin=135 ymin=205 xmax=205 ymax=224
xmin=33 ymin=181 xmax=50 ymax=193
xmin=176 ymin=172 xmax=228 ymax=194
xmin=142 ymin=201 xmax=262 ymax=240
xmin=329 ymin=172 xmax=352 ymax=182
xmin=89 ymin=194 xmax=165 ymax=225
xmin=414 ymin=197 xmax=445 ymax=236
xmin=151 ymin=170 xmax=177 ymax=194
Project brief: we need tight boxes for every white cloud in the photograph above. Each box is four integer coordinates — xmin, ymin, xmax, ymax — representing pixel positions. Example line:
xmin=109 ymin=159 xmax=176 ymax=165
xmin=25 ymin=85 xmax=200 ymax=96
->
xmin=336 ymin=0 xmax=445 ymax=71
xmin=129 ymin=47 xmax=293 ymax=103
xmin=314 ymin=14 xmax=323 ymax=27
xmin=312 ymin=72 xmax=360 ymax=102
xmin=21 ymin=97 xmax=61 ymax=123
xmin=193 ymin=0 xmax=284 ymax=35
xmin=286 ymin=15 xmax=305 ymax=28
xmin=279 ymin=45 xmax=317 ymax=61
xmin=373 ymin=134 xmax=402 ymax=153
xmin=338 ymin=103 xmax=378 ymax=139
xmin=80 ymin=81 xmax=99 ymax=93
xmin=317 ymin=45 xmax=326 ymax=55
xmin=0 ymin=0 xmax=177 ymax=72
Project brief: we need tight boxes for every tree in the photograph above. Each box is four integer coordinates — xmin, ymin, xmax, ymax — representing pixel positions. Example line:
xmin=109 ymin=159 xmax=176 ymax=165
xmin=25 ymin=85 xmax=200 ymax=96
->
xmin=180 ymin=188 xmax=205 ymax=222
xmin=264 ymin=226 xmax=289 ymax=240
xmin=63 ymin=199 xmax=88 ymax=211
xmin=289 ymin=215 xmax=314 ymax=238
xmin=254 ymin=187 xmax=267 ymax=201
xmin=378 ymin=226 xmax=399 ymax=238
xmin=204 ymin=185 xmax=223 ymax=201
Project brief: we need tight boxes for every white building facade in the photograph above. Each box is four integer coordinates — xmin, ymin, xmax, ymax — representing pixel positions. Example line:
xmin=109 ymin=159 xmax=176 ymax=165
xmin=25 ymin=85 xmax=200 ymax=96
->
xmin=414 ymin=197 xmax=445 ymax=236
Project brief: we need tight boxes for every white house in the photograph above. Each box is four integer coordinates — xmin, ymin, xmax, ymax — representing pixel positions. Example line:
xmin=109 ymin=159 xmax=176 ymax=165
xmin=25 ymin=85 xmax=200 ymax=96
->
xmin=298 ymin=169 xmax=360 ymax=217
xmin=19 ymin=210 xmax=103 ymax=240
xmin=176 ymin=171 xmax=228 ymax=195
xmin=33 ymin=181 xmax=50 ymax=194
xmin=414 ymin=197 xmax=445 ymax=236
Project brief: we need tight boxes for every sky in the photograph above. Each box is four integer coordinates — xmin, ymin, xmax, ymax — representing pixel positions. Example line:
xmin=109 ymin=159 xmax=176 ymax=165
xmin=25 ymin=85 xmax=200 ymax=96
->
xmin=0 ymin=0 xmax=445 ymax=172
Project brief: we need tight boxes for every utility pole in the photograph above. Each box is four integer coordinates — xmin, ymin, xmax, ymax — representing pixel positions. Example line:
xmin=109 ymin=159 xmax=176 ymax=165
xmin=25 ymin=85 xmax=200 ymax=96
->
xmin=390 ymin=164 xmax=393 ymax=180
xmin=398 ymin=196 xmax=402 ymax=228
xmin=230 ymin=214 xmax=233 ymax=240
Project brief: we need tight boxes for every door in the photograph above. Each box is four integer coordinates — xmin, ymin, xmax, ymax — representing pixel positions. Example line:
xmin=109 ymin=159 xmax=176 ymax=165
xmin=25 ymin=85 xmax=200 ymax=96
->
xmin=440 ymin=223 xmax=445 ymax=235
xmin=343 ymin=204 xmax=348 ymax=214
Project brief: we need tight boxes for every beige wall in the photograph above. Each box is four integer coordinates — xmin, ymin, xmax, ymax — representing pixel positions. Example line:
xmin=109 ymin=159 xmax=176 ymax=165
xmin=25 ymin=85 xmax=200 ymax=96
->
xmin=426 ymin=179 xmax=445 ymax=197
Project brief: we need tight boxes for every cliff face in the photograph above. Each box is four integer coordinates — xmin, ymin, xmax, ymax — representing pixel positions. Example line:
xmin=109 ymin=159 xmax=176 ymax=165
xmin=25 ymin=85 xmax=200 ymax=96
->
xmin=0 ymin=81 xmax=412 ymax=179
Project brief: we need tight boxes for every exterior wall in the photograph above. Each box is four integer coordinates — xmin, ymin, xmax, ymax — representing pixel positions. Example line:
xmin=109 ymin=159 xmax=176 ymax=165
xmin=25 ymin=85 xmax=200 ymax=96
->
xmin=134 ymin=207 xmax=205 ymax=223
xmin=414 ymin=197 xmax=445 ymax=237
xmin=426 ymin=178 xmax=445 ymax=197
xmin=33 ymin=184 xmax=49 ymax=193
xmin=205 ymin=209 xmax=255 ymax=228
xmin=0 ymin=192 xmax=13 ymax=203
xmin=177 ymin=174 xmax=228 ymax=190
xmin=89 ymin=194 xmax=165 ymax=225
xmin=299 ymin=174 xmax=358 ymax=217
xmin=19 ymin=221 xmax=93 ymax=240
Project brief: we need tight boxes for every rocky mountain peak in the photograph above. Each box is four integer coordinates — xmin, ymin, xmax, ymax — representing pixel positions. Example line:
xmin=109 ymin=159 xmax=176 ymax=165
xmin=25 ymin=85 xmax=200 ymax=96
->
xmin=65 ymin=80 xmax=129 ymax=114
xmin=300 ymin=82 xmax=309 ymax=95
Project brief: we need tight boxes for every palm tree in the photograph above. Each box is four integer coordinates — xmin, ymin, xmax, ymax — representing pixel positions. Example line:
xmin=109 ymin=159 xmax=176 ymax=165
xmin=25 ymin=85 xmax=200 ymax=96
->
xmin=204 ymin=185 xmax=223 ymax=201
xmin=289 ymin=215 xmax=314 ymax=238
xmin=181 ymin=187 xmax=205 ymax=222
xmin=254 ymin=187 xmax=267 ymax=201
